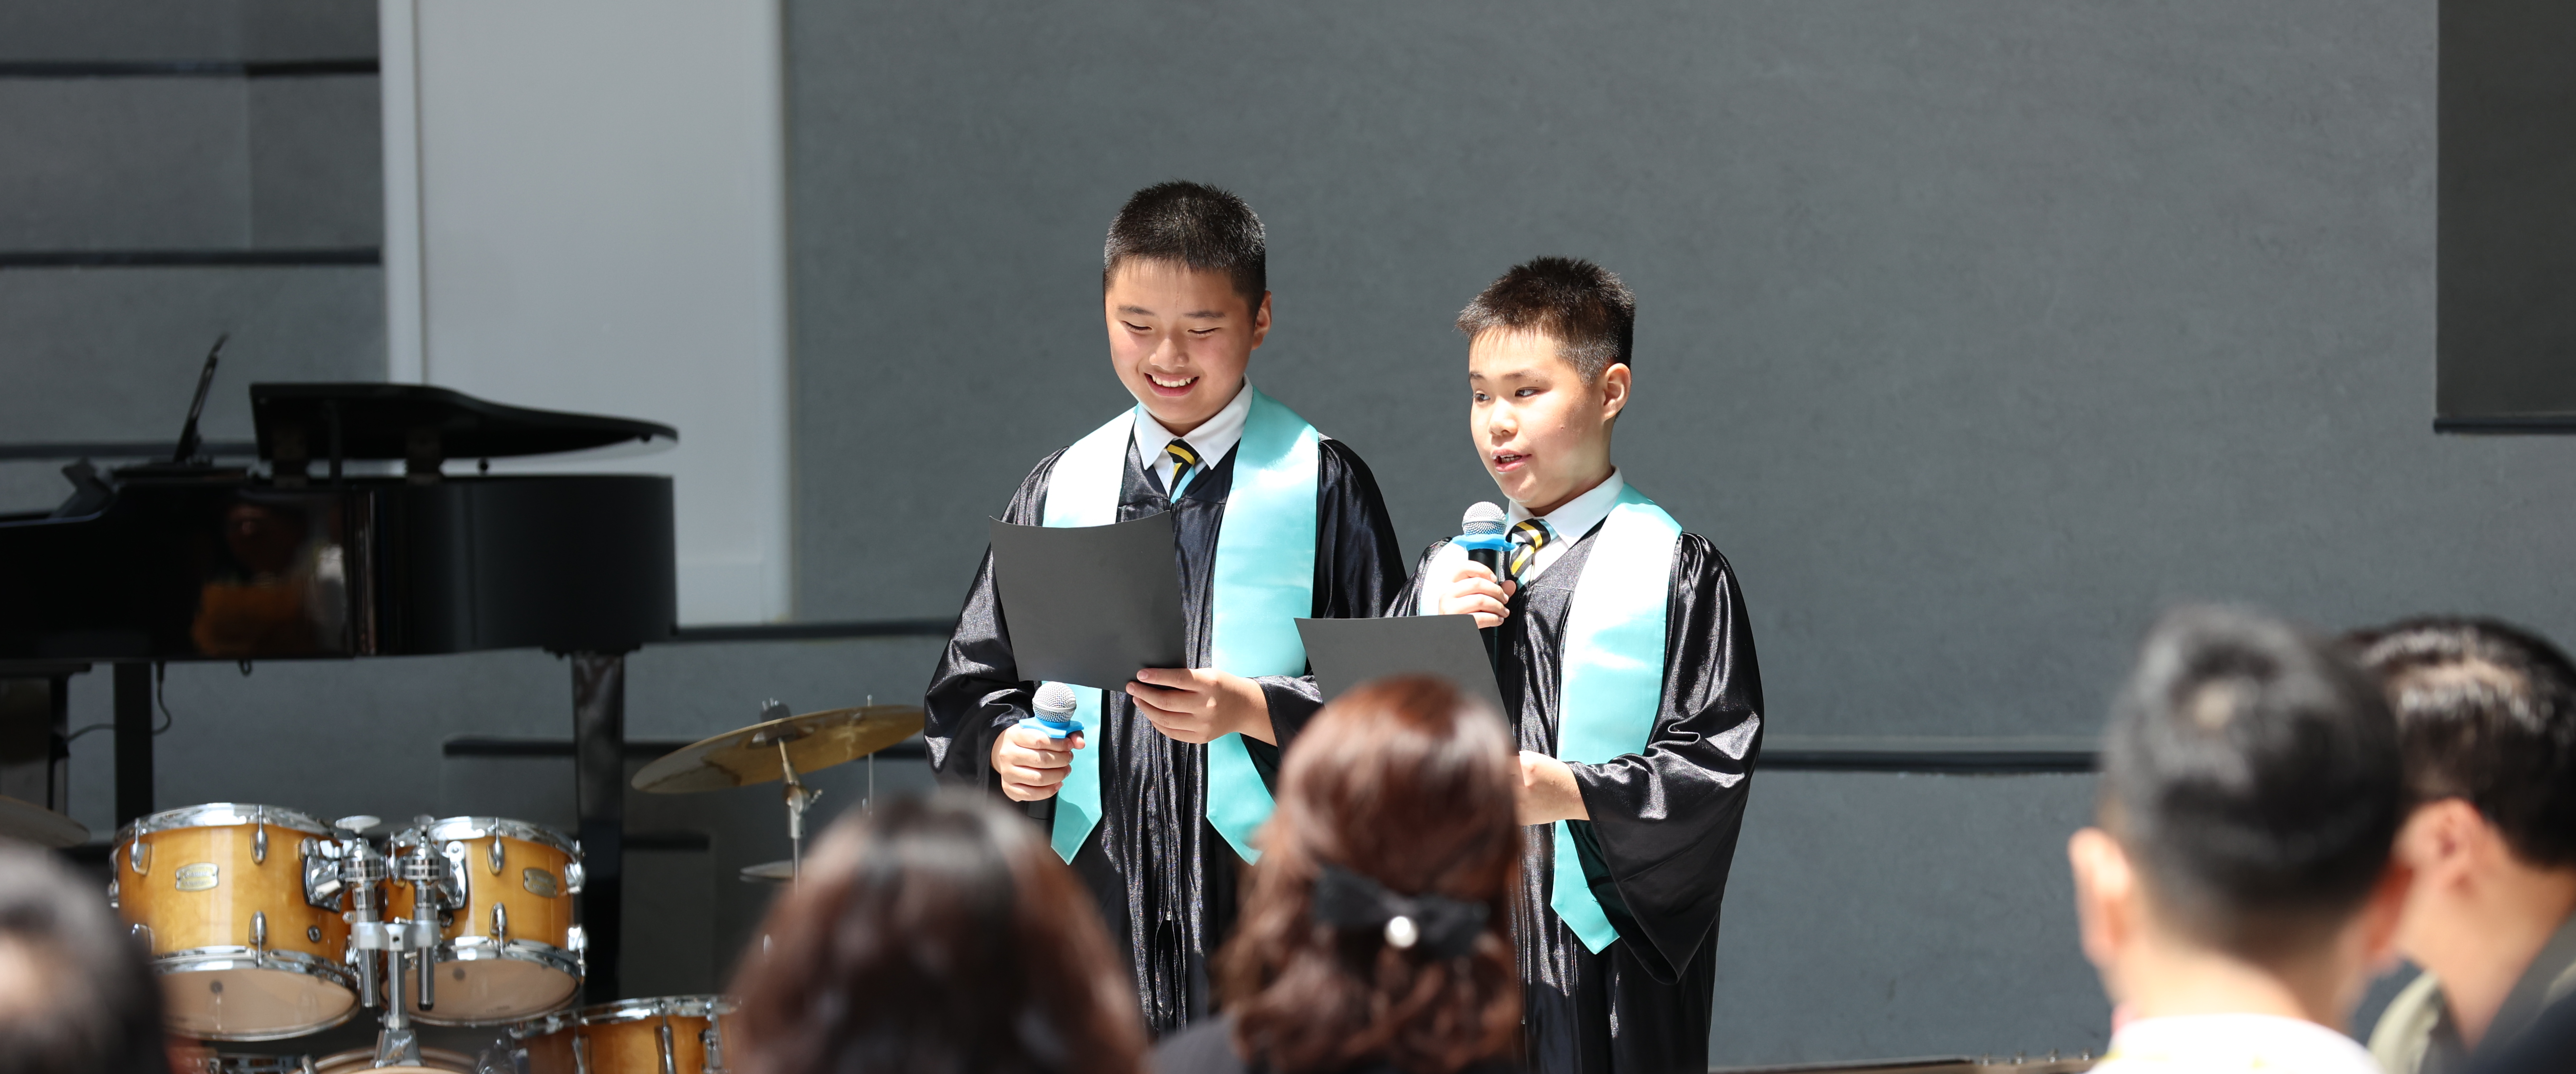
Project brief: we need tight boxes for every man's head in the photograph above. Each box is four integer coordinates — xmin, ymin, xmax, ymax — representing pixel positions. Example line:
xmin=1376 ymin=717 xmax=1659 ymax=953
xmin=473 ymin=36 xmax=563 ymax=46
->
xmin=0 ymin=845 xmax=168 ymax=1074
xmin=2350 ymin=618 xmax=2576 ymax=973
xmin=2070 ymin=605 xmax=2407 ymax=1023
xmin=1457 ymin=257 xmax=1635 ymax=516
xmin=1102 ymin=181 xmax=1271 ymax=436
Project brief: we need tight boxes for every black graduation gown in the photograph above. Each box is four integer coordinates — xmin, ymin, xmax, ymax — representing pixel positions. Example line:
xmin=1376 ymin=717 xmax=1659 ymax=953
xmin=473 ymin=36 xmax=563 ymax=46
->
xmin=1395 ymin=527 xmax=1764 ymax=1074
xmin=925 ymin=432 xmax=1408 ymax=1034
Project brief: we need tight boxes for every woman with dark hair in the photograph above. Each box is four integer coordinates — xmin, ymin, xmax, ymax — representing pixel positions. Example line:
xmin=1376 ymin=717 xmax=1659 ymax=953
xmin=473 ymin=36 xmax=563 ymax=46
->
xmin=1158 ymin=675 xmax=1523 ymax=1074
xmin=728 ymin=791 xmax=1147 ymax=1074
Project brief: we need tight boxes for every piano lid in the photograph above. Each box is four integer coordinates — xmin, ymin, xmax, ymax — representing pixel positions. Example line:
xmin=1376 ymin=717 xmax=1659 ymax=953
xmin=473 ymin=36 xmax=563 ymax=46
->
xmin=251 ymin=383 xmax=677 ymax=464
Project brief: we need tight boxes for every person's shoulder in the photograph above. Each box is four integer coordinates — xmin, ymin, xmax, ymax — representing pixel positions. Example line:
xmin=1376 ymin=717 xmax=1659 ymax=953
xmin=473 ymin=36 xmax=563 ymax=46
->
xmin=2367 ymin=971 xmax=2445 ymax=1074
xmin=1152 ymin=1015 xmax=1253 ymax=1074
xmin=2106 ymin=1014 xmax=2382 ymax=1074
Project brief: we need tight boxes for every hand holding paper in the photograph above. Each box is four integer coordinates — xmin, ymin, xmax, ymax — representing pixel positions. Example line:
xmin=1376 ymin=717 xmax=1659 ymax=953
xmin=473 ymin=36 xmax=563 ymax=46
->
xmin=1127 ymin=668 xmax=1275 ymax=745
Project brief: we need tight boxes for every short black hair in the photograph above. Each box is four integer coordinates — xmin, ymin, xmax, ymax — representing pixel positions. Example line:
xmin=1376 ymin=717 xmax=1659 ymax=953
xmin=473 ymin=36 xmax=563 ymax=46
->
xmin=1102 ymin=181 xmax=1266 ymax=312
xmin=2351 ymin=617 xmax=2576 ymax=868
xmin=0 ymin=846 xmax=169 ymax=1074
xmin=2101 ymin=605 xmax=2403 ymax=960
xmin=1455 ymin=257 xmax=1636 ymax=380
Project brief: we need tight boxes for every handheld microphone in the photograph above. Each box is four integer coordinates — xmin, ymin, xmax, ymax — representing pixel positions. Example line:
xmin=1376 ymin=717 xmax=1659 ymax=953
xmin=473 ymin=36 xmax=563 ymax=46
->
xmin=1456 ymin=502 xmax=1511 ymax=668
xmin=1023 ymin=681 xmax=1084 ymax=740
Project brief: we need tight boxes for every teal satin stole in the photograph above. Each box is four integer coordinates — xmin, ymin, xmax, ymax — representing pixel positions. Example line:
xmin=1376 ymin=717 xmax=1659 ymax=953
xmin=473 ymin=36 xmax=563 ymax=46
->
xmin=1549 ymin=484 xmax=1683 ymax=952
xmin=1037 ymin=387 xmax=1320 ymax=864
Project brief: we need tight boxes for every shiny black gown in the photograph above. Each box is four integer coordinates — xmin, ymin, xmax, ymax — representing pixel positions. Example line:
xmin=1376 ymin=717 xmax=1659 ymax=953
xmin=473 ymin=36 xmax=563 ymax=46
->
xmin=925 ymin=434 xmax=1408 ymax=1034
xmin=1395 ymin=527 xmax=1764 ymax=1074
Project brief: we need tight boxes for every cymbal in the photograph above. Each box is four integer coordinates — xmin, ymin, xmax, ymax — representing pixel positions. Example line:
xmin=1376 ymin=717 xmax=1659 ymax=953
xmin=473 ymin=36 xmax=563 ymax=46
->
xmin=0 ymin=795 xmax=89 ymax=848
xmin=632 ymin=704 xmax=924 ymax=794
xmin=738 ymin=859 xmax=795 ymax=883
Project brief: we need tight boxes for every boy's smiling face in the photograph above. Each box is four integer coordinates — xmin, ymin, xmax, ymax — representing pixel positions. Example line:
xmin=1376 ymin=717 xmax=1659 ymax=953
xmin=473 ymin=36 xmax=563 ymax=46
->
xmin=1469 ymin=330 xmax=1630 ymax=517
xmin=1105 ymin=259 xmax=1270 ymax=435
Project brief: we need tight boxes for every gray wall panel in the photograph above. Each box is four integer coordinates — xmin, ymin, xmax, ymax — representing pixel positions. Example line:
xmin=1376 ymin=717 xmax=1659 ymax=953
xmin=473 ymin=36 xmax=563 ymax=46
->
xmin=0 ymin=79 xmax=251 ymax=250
xmin=1709 ymin=771 xmax=2102 ymax=1065
xmin=248 ymin=74 xmax=382 ymax=247
xmin=784 ymin=0 xmax=2576 ymax=743
xmin=0 ymin=265 xmax=385 ymax=442
xmin=0 ymin=0 xmax=373 ymax=62
xmin=0 ymin=1 xmax=246 ymax=61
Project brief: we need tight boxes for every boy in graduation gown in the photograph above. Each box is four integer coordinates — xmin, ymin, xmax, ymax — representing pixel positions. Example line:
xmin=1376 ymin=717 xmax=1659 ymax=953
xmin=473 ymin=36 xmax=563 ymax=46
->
xmin=924 ymin=181 xmax=1409 ymax=1034
xmin=1396 ymin=257 xmax=1765 ymax=1074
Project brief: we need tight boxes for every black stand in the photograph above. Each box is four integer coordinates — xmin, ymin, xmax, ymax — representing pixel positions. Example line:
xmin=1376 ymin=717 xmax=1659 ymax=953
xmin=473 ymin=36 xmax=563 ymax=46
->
xmin=0 ymin=662 xmax=87 ymax=814
xmin=114 ymin=662 xmax=154 ymax=829
xmin=571 ymin=651 xmax=629 ymax=1003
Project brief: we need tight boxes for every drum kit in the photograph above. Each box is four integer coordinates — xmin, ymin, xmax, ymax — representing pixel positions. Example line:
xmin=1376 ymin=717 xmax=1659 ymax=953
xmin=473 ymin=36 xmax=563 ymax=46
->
xmin=102 ymin=702 xmax=923 ymax=1073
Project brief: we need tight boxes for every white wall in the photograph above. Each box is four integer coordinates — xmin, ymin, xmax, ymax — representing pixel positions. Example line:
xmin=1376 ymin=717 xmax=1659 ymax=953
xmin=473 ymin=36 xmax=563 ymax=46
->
xmin=381 ymin=0 xmax=791 ymax=624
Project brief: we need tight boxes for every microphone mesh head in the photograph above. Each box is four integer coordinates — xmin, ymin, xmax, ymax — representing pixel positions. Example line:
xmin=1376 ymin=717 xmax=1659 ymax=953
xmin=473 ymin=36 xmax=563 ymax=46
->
xmin=1462 ymin=501 xmax=1508 ymax=536
xmin=1033 ymin=682 xmax=1079 ymax=717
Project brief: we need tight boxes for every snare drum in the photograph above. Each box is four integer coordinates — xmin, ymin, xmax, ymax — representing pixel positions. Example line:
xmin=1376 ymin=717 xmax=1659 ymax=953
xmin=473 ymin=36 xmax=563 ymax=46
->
xmin=513 ymin=996 xmax=738 ymax=1074
xmin=385 ymin=816 xmax=585 ymax=1024
xmin=114 ymin=804 xmax=359 ymax=1040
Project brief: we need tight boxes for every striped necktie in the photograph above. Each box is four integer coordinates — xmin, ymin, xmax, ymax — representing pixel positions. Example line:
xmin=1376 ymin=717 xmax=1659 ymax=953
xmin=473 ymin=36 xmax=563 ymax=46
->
xmin=1163 ymin=438 xmax=1201 ymax=497
xmin=1507 ymin=518 xmax=1554 ymax=583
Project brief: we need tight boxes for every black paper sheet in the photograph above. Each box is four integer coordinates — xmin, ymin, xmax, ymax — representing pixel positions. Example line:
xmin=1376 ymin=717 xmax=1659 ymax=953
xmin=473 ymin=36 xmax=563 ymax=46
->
xmin=1295 ymin=614 xmax=1509 ymax=718
xmin=988 ymin=513 xmax=1188 ymax=690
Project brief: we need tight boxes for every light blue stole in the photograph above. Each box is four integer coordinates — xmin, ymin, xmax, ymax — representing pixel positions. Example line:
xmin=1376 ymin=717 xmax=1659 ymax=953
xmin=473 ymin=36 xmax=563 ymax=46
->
xmin=1546 ymin=484 xmax=1683 ymax=952
xmin=1036 ymin=386 xmax=1320 ymax=864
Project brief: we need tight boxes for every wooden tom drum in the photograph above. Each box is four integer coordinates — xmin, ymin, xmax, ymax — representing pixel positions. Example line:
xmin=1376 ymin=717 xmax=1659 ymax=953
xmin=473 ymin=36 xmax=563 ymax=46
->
xmin=114 ymin=804 xmax=359 ymax=1040
xmin=385 ymin=816 xmax=585 ymax=1024
xmin=513 ymin=996 xmax=738 ymax=1074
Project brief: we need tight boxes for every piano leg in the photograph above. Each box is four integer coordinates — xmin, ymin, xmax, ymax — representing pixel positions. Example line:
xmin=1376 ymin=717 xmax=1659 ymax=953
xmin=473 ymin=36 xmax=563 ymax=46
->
xmin=114 ymin=662 xmax=154 ymax=829
xmin=571 ymin=651 xmax=628 ymax=1003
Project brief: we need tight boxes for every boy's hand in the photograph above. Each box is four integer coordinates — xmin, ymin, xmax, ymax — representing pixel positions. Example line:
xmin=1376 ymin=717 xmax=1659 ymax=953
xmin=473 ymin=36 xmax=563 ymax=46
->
xmin=1127 ymin=668 xmax=1276 ymax=745
xmin=1434 ymin=560 xmax=1519 ymax=628
xmin=1516 ymin=751 xmax=1590 ymax=825
xmin=992 ymin=723 xmax=1084 ymax=801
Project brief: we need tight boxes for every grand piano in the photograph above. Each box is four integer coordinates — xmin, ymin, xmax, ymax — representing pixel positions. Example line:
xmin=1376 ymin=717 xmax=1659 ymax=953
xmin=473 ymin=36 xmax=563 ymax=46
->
xmin=0 ymin=370 xmax=676 ymax=1000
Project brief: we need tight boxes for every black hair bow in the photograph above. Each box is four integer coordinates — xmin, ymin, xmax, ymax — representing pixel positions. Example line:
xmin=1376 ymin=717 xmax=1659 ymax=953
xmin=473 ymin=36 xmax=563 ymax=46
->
xmin=1310 ymin=863 xmax=1489 ymax=959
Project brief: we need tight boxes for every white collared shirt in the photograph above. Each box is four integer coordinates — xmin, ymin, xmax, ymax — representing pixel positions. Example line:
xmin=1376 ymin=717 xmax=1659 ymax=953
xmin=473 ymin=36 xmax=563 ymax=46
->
xmin=2092 ymin=1014 xmax=2381 ymax=1074
xmin=1132 ymin=381 xmax=1252 ymax=498
xmin=1505 ymin=469 xmax=1626 ymax=583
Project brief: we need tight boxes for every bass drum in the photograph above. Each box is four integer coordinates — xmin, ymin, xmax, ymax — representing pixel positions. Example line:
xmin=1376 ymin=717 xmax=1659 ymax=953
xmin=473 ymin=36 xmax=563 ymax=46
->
xmin=513 ymin=996 xmax=737 ymax=1074
xmin=114 ymin=804 xmax=359 ymax=1040
xmin=385 ymin=816 xmax=585 ymax=1024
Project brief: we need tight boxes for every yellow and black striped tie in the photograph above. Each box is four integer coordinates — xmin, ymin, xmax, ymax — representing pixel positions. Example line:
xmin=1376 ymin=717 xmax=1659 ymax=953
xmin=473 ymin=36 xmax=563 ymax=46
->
xmin=1507 ymin=519 xmax=1554 ymax=582
xmin=1163 ymin=438 xmax=1201 ymax=496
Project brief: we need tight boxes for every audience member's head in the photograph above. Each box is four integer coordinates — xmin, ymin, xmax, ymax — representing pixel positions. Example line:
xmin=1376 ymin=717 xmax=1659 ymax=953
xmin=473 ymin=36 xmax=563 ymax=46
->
xmin=0 ymin=843 xmax=169 ymax=1074
xmin=728 ymin=791 xmax=1146 ymax=1074
xmin=2070 ymin=605 xmax=2407 ymax=1030
xmin=1212 ymin=675 xmax=1521 ymax=1074
xmin=2351 ymin=617 xmax=2576 ymax=1050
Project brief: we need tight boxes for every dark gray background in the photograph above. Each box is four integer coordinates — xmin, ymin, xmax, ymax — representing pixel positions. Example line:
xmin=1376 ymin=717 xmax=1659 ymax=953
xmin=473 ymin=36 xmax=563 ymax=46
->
xmin=790 ymin=0 xmax=2575 ymax=745
xmin=0 ymin=0 xmax=2510 ymax=1064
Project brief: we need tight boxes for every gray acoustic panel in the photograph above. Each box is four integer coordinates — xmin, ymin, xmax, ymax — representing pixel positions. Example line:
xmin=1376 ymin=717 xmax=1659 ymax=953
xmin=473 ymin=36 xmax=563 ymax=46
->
xmin=0 ymin=0 xmax=375 ymax=62
xmin=1714 ymin=770 xmax=2093 ymax=1066
xmin=784 ymin=0 xmax=2576 ymax=742
xmin=249 ymin=75 xmax=383 ymax=248
xmin=238 ymin=0 xmax=378 ymax=62
xmin=0 ymin=0 xmax=247 ymax=62
xmin=0 ymin=265 xmax=384 ymax=443
xmin=0 ymin=79 xmax=252 ymax=250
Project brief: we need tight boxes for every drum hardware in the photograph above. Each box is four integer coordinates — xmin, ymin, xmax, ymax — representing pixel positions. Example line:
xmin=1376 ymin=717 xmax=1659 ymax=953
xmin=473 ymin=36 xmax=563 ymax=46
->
xmin=386 ymin=816 xmax=584 ymax=1025
xmin=630 ymin=699 xmax=923 ymax=884
xmin=253 ymin=820 xmax=267 ymax=863
xmin=699 ymin=1021 xmax=727 ymax=1074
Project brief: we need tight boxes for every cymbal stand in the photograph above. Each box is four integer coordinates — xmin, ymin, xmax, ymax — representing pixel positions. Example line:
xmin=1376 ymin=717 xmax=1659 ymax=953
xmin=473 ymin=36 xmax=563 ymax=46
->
xmin=766 ymin=736 xmax=822 ymax=881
